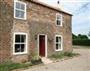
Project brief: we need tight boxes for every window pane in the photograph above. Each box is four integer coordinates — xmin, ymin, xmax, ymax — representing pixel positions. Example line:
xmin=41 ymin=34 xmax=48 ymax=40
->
xmin=56 ymin=37 xmax=61 ymax=42
xmin=21 ymin=44 xmax=25 ymax=52
xmin=56 ymin=37 xmax=58 ymax=42
xmin=20 ymin=11 xmax=24 ymax=18
xmin=58 ymin=44 xmax=61 ymax=49
xmin=21 ymin=35 xmax=26 ymax=42
xmin=16 ymin=2 xmax=25 ymax=10
xmin=56 ymin=44 xmax=58 ymax=50
xmin=20 ymin=4 xmax=25 ymax=10
xmin=15 ymin=10 xmax=21 ymax=18
xmin=16 ymin=2 xmax=21 ymax=9
xmin=15 ymin=10 xmax=24 ymax=18
xmin=57 ymin=20 xmax=61 ymax=25
xmin=57 ymin=15 xmax=61 ymax=20
xmin=15 ymin=44 xmax=21 ymax=52
xmin=58 ymin=37 xmax=61 ymax=43
xmin=15 ymin=35 xmax=20 ymax=42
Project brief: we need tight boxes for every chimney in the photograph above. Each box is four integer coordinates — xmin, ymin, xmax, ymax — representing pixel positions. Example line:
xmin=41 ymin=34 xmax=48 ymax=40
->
xmin=57 ymin=0 xmax=63 ymax=9
xmin=57 ymin=0 xmax=60 ymax=8
xmin=57 ymin=0 xmax=60 ymax=4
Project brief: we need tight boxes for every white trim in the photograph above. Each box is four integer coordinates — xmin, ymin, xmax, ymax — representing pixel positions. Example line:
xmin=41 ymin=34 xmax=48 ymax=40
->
xmin=37 ymin=34 xmax=47 ymax=57
xmin=55 ymin=35 xmax=63 ymax=51
xmin=14 ymin=0 xmax=27 ymax=20
xmin=56 ymin=13 xmax=63 ymax=26
xmin=13 ymin=32 xmax=28 ymax=55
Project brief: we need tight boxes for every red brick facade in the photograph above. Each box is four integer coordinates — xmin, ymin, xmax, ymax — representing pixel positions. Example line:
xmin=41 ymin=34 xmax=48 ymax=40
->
xmin=0 ymin=0 xmax=72 ymax=63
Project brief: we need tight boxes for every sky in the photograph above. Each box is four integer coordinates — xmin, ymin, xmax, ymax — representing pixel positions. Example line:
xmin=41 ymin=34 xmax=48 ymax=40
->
xmin=39 ymin=0 xmax=90 ymax=36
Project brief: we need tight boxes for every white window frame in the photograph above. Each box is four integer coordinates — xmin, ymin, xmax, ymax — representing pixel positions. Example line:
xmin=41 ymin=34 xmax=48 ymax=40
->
xmin=13 ymin=32 xmax=28 ymax=55
xmin=55 ymin=35 xmax=63 ymax=51
xmin=14 ymin=0 xmax=27 ymax=20
xmin=56 ymin=13 xmax=63 ymax=26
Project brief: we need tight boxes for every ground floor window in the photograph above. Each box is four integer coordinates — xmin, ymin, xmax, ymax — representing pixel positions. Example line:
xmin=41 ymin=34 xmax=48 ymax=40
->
xmin=13 ymin=33 xmax=27 ymax=54
xmin=55 ymin=35 xmax=63 ymax=51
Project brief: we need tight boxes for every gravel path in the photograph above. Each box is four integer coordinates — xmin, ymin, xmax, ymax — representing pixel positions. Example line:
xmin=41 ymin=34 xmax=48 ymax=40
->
xmin=22 ymin=47 xmax=90 ymax=71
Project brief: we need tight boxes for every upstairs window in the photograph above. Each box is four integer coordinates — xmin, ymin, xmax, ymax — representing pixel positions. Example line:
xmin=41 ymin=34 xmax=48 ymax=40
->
xmin=56 ymin=13 xmax=62 ymax=26
xmin=14 ymin=0 xmax=26 ymax=20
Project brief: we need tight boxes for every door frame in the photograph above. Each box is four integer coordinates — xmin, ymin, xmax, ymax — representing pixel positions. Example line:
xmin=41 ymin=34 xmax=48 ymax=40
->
xmin=37 ymin=34 xmax=47 ymax=57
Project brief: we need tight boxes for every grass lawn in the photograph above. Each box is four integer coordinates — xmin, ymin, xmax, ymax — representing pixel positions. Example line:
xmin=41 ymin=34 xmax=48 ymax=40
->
xmin=49 ymin=52 xmax=79 ymax=60
xmin=0 ymin=58 xmax=42 ymax=71
xmin=0 ymin=52 xmax=79 ymax=71
xmin=0 ymin=62 xmax=32 ymax=71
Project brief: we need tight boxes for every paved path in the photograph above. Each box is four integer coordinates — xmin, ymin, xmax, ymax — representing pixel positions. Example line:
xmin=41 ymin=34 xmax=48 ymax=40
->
xmin=23 ymin=47 xmax=90 ymax=71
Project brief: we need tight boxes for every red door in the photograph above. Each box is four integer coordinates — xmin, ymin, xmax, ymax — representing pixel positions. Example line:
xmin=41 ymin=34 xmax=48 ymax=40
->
xmin=39 ymin=35 xmax=45 ymax=57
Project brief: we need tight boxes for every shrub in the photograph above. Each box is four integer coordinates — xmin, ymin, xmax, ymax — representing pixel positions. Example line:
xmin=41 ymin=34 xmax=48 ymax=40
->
xmin=64 ymin=52 xmax=78 ymax=57
xmin=49 ymin=52 xmax=64 ymax=59
xmin=31 ymin=58 xmax=42 ymax=65
xmin=49 ymin=52 xmax=79 ymax=59
xmin=30 ymin=55 xmax=42 ymax=65
xmin=73 ymin=39 xmax=90 ymax=46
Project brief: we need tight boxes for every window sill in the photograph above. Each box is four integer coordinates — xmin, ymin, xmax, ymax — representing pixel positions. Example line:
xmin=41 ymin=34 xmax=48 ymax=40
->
xmin=56 ymin=25 xmax=63 ymax=27
xmin=13 ymin=52 xmax=28 ymax=55
xmin=55 ymin=49 xmax=63 ymax=51
xmin=14 ymin=17 xmax=26 ymax=20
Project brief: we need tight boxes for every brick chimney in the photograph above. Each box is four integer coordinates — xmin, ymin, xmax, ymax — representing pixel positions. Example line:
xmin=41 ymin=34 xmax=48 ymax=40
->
xmin=57 ymin=0 xmax=63 ymax=9
xmin=57 ymin=0 xmax=60 ymax=8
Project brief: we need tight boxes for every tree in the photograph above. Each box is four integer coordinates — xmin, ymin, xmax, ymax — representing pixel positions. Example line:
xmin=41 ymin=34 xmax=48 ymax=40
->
xmin=72 ymin=34 xmax=77 ymax=39
xmin=88 ymin=31 xmax=90 ymax=36
xmin=78 ymin=34 xmax=88 ymax=40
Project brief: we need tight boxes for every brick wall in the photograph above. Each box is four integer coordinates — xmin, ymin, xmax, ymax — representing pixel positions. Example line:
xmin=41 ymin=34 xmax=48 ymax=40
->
xmin=27 ymin=1 xmax=72 ymax=56
xmin=0 ymin=1 xmax=13 ymax=63
xmin=0 ymin=0 xmax=72 ymax=63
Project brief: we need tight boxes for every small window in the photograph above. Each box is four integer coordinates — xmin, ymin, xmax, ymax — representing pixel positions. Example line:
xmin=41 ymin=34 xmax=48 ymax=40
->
xmin=14 ymin=0 xmax=26 ymax=20
xmin=13 ymin=33 xmax=27 ymax=54
xmin=56 ymin=14 xmax=62 ymax=26
xmin=55 ymin=35 xmax=63 ymax=51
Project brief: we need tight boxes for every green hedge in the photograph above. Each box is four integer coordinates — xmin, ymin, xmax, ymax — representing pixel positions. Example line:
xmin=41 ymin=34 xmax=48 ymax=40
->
xmin=73 ymin=39 xmax=90 ymax=46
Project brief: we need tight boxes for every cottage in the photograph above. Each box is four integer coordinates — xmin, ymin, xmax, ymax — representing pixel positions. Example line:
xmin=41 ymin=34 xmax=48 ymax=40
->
xmin=0 ymin=0 xmax=72 ymax=63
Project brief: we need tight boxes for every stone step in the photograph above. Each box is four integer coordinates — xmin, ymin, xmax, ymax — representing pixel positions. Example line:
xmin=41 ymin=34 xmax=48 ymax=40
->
xmin=41 ymin=57 xmax=53 ymax=64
